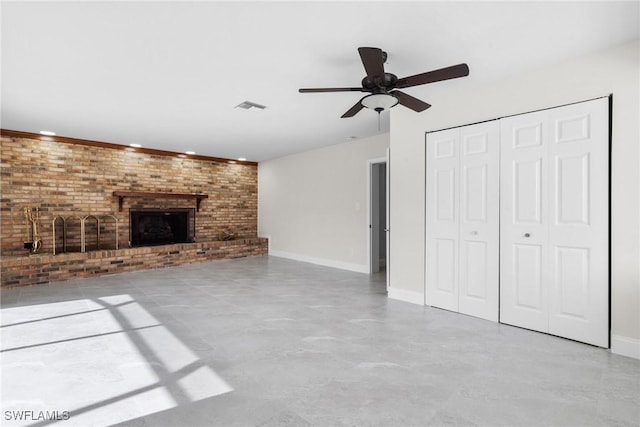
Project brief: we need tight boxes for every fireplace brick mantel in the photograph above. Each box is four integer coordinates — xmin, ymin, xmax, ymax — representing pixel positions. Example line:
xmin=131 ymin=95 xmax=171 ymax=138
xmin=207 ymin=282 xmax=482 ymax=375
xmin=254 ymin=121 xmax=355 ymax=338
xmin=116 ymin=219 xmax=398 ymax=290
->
xmin=112 ymin=191 xmax=209 ymax=211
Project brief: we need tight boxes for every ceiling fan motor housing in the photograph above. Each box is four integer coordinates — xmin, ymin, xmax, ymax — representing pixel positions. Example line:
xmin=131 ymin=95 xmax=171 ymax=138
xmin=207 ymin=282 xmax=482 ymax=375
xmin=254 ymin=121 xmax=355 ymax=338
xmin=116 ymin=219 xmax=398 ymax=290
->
xmin=362 ymin=73 xmax=398 ymax=93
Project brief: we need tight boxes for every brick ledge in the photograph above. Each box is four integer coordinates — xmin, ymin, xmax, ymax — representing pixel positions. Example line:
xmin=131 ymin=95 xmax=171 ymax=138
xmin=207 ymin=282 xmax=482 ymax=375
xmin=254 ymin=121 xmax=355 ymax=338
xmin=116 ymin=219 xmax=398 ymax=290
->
xmin=1 ymin=238 xmax=268 ymax=287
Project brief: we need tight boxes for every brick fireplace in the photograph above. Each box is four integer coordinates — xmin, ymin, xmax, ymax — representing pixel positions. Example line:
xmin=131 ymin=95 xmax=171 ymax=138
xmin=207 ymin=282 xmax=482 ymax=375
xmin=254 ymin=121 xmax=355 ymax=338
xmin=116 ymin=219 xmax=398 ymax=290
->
xmin=0 ymin=130 xmax=268 ymax=286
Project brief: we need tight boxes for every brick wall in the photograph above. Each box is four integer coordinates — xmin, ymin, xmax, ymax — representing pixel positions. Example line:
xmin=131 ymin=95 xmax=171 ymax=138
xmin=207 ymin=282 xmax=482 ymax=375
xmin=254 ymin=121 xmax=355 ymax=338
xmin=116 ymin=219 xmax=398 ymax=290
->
xmin=0 ymin=134 xmax=264 ymax=286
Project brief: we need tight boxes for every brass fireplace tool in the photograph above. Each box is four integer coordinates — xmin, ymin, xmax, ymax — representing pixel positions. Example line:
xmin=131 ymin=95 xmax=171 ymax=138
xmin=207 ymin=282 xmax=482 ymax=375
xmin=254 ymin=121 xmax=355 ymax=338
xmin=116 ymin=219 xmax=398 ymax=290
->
xmin=24 ymin=207 xmax=42 ymax=254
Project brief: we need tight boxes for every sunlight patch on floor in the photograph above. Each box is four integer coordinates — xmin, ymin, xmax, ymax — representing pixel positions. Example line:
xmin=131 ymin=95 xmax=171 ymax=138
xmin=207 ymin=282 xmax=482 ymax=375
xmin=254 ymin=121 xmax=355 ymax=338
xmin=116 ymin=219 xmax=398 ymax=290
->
xmin=1 ymin=295 xmax=232 ymax=426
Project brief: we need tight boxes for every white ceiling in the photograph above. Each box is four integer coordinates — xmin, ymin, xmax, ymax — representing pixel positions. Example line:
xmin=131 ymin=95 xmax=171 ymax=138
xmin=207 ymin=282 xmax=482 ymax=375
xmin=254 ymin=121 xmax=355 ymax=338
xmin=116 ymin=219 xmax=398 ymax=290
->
xmin=2 ymin=1 xmax=639 ymax=162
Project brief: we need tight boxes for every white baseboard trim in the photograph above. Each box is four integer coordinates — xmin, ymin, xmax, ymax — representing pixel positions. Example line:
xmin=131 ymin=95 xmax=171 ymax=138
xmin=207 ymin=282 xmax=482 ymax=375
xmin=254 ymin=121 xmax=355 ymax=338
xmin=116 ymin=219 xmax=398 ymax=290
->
xmin=269 ymin=250 xmax=369 ymax=274
xmin=611 ymin=335 xmax=640 ymax=360
xmin=388 ymin=288 xmax=424 ymax=306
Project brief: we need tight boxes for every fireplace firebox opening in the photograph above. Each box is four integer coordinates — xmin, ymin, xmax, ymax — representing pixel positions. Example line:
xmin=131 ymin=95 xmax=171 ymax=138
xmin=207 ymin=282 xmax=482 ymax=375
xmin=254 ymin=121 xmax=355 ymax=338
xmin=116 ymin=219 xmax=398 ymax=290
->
xmin=130 ymin=209 xmax=195 ymax=247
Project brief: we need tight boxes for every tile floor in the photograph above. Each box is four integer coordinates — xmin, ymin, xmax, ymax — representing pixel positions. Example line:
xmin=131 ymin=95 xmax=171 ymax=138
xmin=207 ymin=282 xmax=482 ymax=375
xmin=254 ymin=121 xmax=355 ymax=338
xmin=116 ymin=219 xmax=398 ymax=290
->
xmin=1 ymin=256 xmax=639 ymax=426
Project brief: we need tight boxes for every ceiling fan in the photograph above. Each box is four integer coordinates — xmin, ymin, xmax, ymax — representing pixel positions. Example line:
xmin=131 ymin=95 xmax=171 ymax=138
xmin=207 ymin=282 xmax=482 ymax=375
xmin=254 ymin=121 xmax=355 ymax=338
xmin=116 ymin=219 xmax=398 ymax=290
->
xmin=299 ymin=47 xmax=469 ymax=118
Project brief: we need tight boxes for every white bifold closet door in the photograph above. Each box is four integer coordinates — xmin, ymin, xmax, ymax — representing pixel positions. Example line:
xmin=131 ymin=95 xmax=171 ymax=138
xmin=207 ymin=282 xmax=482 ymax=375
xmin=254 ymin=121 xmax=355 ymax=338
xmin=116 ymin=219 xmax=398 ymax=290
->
xmin=500 ymin=98 xmax=609 ymax=347
xmin=426 ymin=121 xmax=500 ymax=322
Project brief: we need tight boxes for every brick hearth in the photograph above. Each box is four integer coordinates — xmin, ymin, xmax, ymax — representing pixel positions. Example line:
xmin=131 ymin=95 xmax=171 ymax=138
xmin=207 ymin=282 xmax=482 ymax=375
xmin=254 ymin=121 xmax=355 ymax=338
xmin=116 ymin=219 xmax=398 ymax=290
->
xmin=1 ymin=238 xmax=267 ymax=287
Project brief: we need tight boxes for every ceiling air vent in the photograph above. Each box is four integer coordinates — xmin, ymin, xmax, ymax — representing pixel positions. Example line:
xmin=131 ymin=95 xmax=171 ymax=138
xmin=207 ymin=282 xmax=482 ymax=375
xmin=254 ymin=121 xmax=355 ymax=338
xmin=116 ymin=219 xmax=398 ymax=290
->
xmin=235 ymin=101 xmax=267 ymax=110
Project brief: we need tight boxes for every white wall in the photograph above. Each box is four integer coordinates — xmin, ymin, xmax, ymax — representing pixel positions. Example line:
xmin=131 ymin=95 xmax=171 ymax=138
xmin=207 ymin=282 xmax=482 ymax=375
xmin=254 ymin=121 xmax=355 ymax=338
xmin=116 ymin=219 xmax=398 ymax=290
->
xmin=389 ymin=40 xmax=640 ymax=352
xmin=259 ymin=133 xmax=389 ymax=273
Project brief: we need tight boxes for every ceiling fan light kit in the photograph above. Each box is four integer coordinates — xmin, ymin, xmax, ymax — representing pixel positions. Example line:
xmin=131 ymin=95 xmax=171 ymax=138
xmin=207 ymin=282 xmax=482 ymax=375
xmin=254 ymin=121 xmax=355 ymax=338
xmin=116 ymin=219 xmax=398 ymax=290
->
xmin=361 ymin=93 xmax=399 ymax=112
xmin=299 ymin=47 xmax=469 ymax=118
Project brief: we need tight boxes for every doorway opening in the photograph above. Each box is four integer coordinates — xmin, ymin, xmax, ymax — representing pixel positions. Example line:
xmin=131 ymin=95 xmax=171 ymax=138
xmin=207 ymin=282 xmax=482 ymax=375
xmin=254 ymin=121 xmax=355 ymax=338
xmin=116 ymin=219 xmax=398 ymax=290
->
xmin=368 ymin=157 xmax=389 ymax=291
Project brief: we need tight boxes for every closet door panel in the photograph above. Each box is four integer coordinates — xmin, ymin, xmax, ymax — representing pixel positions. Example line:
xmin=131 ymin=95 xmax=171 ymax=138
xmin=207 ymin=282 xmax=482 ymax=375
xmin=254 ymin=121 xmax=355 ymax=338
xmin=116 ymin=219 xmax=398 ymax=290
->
xmin=426 ymin=129 xmax=459 ymax=311
xmin=500 ymin=111 xmax=550 ymax=332
xmin=458 ymin=122 xmax=500 ymax=322
xmin=512 ymin=243 xmax=544 ymax=310
xmin=548 ymin=98 xmax=609 ymax=347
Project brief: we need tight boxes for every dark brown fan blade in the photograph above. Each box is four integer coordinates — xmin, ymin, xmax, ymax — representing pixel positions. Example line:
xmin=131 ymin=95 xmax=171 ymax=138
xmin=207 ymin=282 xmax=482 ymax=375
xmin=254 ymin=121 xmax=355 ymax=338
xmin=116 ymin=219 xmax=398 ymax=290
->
xmin=341 ymin=98 xmax=366 ymax=118
xmin=299 ymin=87 xmax=367 ymax=93
xmin=395 ymin=63 xmax=469 ymax=89
xmin=358 ymin=47 xmax=385 ymax=83
xmin=391 ymin=90 xmax=431 ymax=112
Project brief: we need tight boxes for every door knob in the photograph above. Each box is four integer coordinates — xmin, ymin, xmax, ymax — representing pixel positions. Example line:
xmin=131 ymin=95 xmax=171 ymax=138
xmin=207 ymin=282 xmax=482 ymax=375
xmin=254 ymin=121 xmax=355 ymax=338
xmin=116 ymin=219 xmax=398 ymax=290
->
xmin=384 ymin=228 xmax=389 ymax=232
xmin=524 ymin=233 xmax=531 ymax=238
xmin=470 ymin=231 xmax=478 ymax=235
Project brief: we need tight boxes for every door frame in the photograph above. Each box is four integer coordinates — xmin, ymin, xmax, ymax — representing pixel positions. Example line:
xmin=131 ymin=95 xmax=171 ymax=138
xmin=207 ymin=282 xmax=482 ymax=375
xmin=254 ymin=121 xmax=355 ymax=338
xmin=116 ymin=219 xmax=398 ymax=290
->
xmin=367 ymin=157 xmax=388 ymax=281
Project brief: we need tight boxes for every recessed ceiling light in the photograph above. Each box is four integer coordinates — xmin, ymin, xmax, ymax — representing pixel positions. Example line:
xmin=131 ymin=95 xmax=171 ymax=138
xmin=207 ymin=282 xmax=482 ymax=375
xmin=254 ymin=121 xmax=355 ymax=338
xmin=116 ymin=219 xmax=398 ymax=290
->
xmin=238 ymin=157 xmax=247 ymax=161
xmin=39 ymin=130 xmax=56 ymax=136
xmin=185 ymin=151 xmax=196 ymax=155
xmin=129 ymin=143 xmax=142 ymax=148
